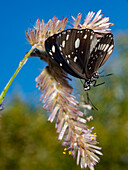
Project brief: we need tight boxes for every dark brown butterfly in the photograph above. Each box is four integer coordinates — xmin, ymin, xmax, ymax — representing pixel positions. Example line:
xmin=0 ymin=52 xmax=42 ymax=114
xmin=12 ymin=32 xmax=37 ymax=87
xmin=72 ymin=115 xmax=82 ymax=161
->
xmin=45 ymin=28 xmax=114 ymax=90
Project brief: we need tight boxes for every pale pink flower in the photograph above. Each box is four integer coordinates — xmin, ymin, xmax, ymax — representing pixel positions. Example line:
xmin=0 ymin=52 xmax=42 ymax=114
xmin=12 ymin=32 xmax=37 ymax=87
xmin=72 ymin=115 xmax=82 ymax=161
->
xmin=72 ymin=9 xmax=114 ymax=34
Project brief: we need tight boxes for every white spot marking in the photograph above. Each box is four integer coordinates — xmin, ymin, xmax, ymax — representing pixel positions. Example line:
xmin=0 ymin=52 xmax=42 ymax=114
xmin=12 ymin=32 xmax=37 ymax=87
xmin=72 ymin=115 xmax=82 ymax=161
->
xmin=67 ymin=60 xmax=69 ymax=64
xmin=100 ymin=44 xmax=103 ymax=50
xmin=90 ymin=35 xmax=93 ymax=40
xmin=49 ymin=51 xmax=52 ymax=55
xmin=83 ymin=34 xmax=87 ymax=39
xmin=108 ymin=49 xmax=113 ymax=55
xmin=62 ymin=31 xmax=66 ymax=34
xmin=89 ymin=67 xmax=91 ymax=70
xmin=102 ymin=44 xmax=106 ymax=50
xmin=60 ymin=63 xmax=62 ymax=66
xmin=74 ymin=56 xmax=78 ymax=62
xmin=59 ymin=46 xmax=62 ymax=51
xmin=62 ymin=40 xmax=65 ymax=48
xmin=95 ymin=47 xmax=97 ymax=52
xmin=71 ymin=52 xmax=74 ymax=54
xmin=52 ymin=45 xmax=55 ymax=53
xmin=75 ymin=38 xmax=80 ymax=48
xmin=66 ymin=34 xmax=69 ymax=40
xmin=81 ymin=51 xmax=83 ymax=54
xmin=108 ymin=45 xmax=114 ymax=52
xmin=80 ymin=31 xmax=83 ymax=33
xmin=91 ymin=61 xmax=93 ymax=64
xmin=98 ymin=44 xmax=101 ymax=50
xmin=68 ymin=55 xmax=70 ymax=58
xmin=67 ymin=30 xmax=71 ymax=32
xmin=104 ymin=44 xmax=109 ymax=51
xmin=65 ymin=55 xmax=67 ymax=58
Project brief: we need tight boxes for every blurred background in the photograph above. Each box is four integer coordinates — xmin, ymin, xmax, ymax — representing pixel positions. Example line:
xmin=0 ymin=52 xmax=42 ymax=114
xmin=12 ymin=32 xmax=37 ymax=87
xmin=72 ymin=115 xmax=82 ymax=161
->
xmin=0 ymin=0 xmax=128 ymax=169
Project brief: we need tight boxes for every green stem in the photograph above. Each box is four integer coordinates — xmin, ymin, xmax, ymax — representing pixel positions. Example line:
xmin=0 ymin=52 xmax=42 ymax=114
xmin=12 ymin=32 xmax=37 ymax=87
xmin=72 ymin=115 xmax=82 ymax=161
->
xmin=0 ymin=47 xmax=34 ymax=104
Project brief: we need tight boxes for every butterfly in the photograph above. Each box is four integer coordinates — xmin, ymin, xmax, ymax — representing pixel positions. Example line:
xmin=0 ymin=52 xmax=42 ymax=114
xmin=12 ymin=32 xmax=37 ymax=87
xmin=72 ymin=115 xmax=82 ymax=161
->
xmin=45 ymin=28 xmax=114 ymax=90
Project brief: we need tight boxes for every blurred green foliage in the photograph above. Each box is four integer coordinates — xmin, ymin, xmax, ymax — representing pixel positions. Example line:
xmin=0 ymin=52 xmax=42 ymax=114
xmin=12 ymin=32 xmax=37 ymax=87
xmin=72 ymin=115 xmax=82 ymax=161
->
xmin=0 ymin=98 xmax=82 ymax=170
xmin=0 ymin=33 xmax=128 ymax=170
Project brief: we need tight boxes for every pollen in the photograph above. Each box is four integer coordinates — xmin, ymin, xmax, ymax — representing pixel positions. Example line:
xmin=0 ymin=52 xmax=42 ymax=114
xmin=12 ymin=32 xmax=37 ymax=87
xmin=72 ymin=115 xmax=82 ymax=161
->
xmin=91 ymin=137 xmax=95 ymax=140
xmin=63 ymin=152 xmax=66 ymax=155
xmin=69 ymin=151 xmax=71 ymax=155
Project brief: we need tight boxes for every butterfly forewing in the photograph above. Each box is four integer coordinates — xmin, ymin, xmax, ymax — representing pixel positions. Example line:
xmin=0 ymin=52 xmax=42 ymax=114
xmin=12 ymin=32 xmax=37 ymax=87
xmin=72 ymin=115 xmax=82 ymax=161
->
xmin=86 ymin=33 xmax=114 ymax=79
xmin=45 ymin=33 xmax=81 ymax=78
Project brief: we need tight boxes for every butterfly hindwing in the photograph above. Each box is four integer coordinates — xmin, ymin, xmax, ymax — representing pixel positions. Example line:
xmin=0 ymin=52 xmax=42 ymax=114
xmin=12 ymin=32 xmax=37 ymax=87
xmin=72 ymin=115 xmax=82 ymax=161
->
xmin=86 ymin=33 xmax=114 ymax=79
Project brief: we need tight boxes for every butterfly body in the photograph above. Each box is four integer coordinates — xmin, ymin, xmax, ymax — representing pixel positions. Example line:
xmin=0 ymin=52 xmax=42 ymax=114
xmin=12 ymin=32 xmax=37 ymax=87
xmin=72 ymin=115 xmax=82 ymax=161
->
xmin=45 ymin=29 xmax=114 ymax=90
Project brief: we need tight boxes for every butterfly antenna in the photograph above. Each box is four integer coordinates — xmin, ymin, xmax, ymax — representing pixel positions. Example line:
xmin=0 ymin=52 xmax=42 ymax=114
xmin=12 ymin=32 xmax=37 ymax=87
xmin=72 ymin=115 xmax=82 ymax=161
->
xmin=100 ymin=73 xmax=113 ymax=78
xmin=86 ymin=92 xmax=98 ymax=110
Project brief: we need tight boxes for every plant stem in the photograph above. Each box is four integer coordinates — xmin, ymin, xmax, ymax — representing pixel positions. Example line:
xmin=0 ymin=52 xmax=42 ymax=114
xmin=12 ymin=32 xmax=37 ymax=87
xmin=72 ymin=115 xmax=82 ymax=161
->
xmin=0 ymin=47 xmax=34 ymax=104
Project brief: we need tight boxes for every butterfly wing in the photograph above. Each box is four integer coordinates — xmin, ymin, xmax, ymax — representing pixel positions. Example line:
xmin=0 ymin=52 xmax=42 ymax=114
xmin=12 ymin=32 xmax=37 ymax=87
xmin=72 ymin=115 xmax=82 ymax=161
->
xmin=45 ymin=29 xmax=97 ymax=79
xmin=45 ymin=32 xmax=82 ymax=78
xmin=86 ymin=33 xmax=114 ymax=79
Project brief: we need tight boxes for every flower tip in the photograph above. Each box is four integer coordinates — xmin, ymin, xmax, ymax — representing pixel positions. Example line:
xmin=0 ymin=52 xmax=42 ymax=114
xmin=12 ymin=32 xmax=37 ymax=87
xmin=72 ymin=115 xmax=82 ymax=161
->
xmin=110 ymin=23 xmax=114 ymax=26
xmin=78 ymin=13 xmax=82 ymax=16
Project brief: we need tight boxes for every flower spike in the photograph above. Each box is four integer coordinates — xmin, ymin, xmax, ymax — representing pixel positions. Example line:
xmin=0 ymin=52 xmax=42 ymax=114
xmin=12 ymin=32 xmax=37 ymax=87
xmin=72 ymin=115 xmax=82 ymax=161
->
xmin=25 ymin=9 xmax=114 ymax=169
xmin=35 ymin=61 xmax=102 ymax=169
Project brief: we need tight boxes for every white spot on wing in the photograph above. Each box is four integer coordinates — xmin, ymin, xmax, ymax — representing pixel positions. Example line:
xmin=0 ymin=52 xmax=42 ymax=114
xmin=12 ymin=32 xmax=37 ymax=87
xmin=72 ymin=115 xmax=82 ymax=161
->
xmin=52 ymin=45 xmax=55 ymax=53
xmin=83 ymin=34 xmax=87 ymax=39
xmin=60 ymin=63 xmax=62 ymax=66
xmin=90 ymin=35 xmax=93 ymax=40
xmin=104 ymin=44 xmax=109 ymax=51
xmin=75 ymin=38 xmax=80 ymax=49
xmin=67 ymin=60 xmax=69 ymax=64
xmin=66 ymin=34 xmax=69 ymax=40
xmin=108 ymin=45 xmax=114 ymax=52
xmin=59 ymin=46 xmax=62 ymax=51
xmin=68 ymin=55 xmax=70 ymax=58
xmin=74 ymin=56 xmax=78 ymax=62
xmin=108 ymin=49 xmax=113 ymax=55
xmin=49 ymin=51 xmax=52 ymax=55
xmin=62 ymin=40 xmax=65 ymax=48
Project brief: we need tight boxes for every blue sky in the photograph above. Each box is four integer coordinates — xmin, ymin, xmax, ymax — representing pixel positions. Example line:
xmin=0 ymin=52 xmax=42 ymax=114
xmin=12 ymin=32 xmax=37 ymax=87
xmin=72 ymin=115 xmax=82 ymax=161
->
xmin=0 ymin=0 xmax=128 ymax=104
